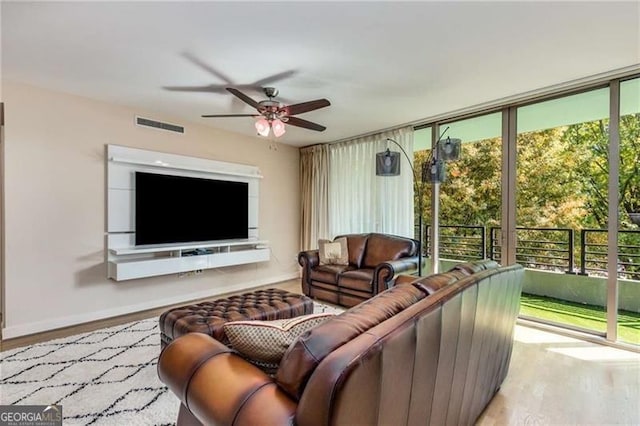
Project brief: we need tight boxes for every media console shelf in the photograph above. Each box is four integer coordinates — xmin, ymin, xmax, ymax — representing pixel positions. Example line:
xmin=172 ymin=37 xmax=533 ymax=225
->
xmin=108 ymin=240 xmax=270 ymax=281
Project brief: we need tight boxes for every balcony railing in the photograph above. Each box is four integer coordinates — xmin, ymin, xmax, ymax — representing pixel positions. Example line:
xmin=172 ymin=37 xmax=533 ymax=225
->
xmin=424 ymin=225 xmax=486 ymax=260
xmin=491 ymin=227 xmax=574 ymax=273
xmin=579 ymin=229 xmax=640 ymax=280
xmin=420 ymin=224 xmax=640 ymax=280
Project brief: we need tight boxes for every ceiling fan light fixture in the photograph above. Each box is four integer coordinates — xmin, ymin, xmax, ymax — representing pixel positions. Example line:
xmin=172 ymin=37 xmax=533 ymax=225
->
xmin=272 ymin=119 xmax=286 ymax=137
xmin=255 ymin=118 xmax=270 ymax=137
xmin=203 ymin=87 xmax=329 ymax=134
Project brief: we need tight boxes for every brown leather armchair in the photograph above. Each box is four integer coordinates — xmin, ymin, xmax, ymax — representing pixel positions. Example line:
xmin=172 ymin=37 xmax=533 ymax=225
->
xmin=298 ymin=233 xmax=419 ymax=307
xmin=158 ymin=260 xmax=524 ymax=426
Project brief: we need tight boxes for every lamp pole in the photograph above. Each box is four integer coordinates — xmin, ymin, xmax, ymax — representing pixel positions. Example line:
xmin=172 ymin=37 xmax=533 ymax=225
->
xmin=429 ymin=125 xmax=455 ymax=274
xmin=384 ymin=138 xmax=424 ymax=276
xmin=430 ymin=128 xmax=441 ymax=275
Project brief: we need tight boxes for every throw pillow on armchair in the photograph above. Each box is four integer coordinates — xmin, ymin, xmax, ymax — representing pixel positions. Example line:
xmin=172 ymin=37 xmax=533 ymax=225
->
xmin=318 ymin=237 xmax=349 ymax=265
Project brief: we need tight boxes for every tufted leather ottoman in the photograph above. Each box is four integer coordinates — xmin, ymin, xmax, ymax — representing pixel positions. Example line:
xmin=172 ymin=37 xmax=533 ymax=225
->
xmin=159 ymin=288 xmax=313 ymax=349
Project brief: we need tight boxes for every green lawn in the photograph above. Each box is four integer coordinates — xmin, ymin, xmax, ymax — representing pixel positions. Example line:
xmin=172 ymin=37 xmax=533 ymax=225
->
xmin=519 ymin=293 xmax=640 ymax=345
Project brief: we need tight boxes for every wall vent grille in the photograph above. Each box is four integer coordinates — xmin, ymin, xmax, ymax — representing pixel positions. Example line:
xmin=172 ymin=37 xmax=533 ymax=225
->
xmin=135 ymin=116 xmax=184 ymax=134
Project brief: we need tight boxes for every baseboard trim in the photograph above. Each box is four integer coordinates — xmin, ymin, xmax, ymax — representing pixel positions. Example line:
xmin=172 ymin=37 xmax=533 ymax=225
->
xmin=2 ymin=273 xmax=299 ymax=339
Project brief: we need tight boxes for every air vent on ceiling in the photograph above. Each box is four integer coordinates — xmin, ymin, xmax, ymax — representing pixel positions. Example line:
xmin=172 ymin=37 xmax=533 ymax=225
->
xmin=135 ymin=116 xmax=184 ymax=134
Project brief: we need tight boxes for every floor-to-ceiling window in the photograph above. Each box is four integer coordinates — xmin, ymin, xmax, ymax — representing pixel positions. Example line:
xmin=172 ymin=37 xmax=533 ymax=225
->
xmin=416 ymin=72 xmax=639 ymax=346
xmin=515 ymin=88 xmax=610 ymax=335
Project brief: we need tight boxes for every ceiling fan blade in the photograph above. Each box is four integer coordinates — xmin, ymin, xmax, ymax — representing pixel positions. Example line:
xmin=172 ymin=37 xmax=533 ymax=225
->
xmin=285 ymin=99 xmax=331 ymax=116
xmin=182 ymin=52 xmax=234 ymax=84
xmin=226 ymin=88 xmax=259 ymax=109
xmin=164 ymin=85 xmax=226 ymax=93
xmin=252 ymin=70 xmax=298 ymax=86
xmin=285 ymin=116 xmax=326 ymax=132
xmin=201 ymin=114 xmax=259 ymax=118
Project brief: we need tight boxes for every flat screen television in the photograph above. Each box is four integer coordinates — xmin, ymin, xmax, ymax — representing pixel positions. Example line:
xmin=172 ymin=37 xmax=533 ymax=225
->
xmin=135 ymin=172 xmax=249 ymax=246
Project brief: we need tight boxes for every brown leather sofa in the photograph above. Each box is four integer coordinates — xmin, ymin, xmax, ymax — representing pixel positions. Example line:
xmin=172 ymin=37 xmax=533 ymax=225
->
xmin=298 ymin=233 xmax=420 ymax=307
xmin=158 ymin=260 xmax=524 ymax=426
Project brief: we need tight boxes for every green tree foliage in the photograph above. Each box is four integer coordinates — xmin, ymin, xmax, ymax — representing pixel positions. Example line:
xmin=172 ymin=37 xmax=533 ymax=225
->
xmin=517 ymin=128 xmax=588 ymax=229
xmin=414 ymin=139 xmax=502 ymax=228
xmin=564 ymin=114 xmax=640 ymax=228
xmin=620 ymin=114 xmax=640 ymax=216
xmin=416 ymin=129 xmax=590 ymax=230
xmin=413 ymin=113 xmax=640 ymax=277
xmin=563 ymin=114 xmax=640 ymax=279
xmin=442 ymin=138 xmax=502 ymax=227
xmin=414 ymin=114 xmax=640 ymax=230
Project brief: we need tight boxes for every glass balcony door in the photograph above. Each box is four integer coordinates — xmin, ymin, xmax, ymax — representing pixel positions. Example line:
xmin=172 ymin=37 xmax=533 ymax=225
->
xmin=514 ymin=87 xmax=610 ymax=335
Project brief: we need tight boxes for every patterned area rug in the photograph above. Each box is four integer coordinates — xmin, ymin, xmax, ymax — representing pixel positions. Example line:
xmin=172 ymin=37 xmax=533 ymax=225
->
xmin=0 ymin=301 xmax=344 ymax=425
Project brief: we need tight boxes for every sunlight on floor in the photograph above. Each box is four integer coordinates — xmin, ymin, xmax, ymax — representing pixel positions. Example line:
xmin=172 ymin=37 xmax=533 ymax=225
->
xmin=513 ymin=325 xmax=577 ymax=344
xmin=514 ymin=324 xmax=640 ymax=362
xmin=547 ymin=346 xmax=640 ymax=362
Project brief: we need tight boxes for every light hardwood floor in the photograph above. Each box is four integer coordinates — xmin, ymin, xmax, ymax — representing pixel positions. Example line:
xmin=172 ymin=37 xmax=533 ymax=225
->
xmin=2 ymin=279 xmax=639 ymax=424
xmin=0 ymin=279 xmax=302 ymax=351
xmin=478 ymin=325 xmax=640 ymax=425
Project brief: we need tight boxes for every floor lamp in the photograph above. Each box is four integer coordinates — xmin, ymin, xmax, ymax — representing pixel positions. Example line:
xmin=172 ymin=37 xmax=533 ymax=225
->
xmin=376 ymin=139 xmax=427 ymax=275
xmin=376 ymin=131 xmax=461 ymax=276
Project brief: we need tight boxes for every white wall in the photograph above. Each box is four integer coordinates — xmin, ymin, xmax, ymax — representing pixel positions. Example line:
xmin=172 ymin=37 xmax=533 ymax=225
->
xmin=1 ymin=81 xmax=301 ymax=338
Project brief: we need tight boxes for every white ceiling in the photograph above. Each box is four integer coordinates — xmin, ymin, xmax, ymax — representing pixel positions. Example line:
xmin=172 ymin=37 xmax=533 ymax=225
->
xmin=2 ymin=1 xmax=639 ymax=147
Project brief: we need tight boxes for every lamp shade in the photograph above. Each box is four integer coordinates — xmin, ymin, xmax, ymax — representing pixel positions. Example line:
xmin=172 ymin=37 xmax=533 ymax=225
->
xmin=429 ymin=158 xmax=446 ymax=183
xmin=376 ymin=149 xmax=401 ymax=176
xmin=255 ymin=118 xmax=270 ymax=137
xmin=437 ymin=137 xmax=462 ymax=162
xmin=272 ymin=119 xmax=286 ymax=137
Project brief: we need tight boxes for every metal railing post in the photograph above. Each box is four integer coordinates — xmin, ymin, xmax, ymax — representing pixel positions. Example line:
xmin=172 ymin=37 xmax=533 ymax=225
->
xmin=579 ymin=229 xmax=588 ymax=275
xmin=424 ymin=224 xmax=431 ymax=257
xmin=489 ymin=227 xmax=499 ymax=261
xmin=567 ymin=228 xmax=575 ymax=273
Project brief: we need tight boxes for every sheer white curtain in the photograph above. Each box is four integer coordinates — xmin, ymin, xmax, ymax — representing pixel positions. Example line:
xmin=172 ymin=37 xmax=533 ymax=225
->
xmin=328 ymin=126 xmax=414 ymax=238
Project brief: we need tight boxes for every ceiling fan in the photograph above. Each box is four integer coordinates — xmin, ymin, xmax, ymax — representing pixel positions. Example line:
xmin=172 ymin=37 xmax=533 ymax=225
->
xmin=202 ymin=87 xmax=330 ymax=137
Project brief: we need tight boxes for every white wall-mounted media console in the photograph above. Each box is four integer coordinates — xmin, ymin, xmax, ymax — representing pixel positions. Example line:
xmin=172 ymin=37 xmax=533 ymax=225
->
xmin=106 ymin=145 xmax=269 ymax=281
